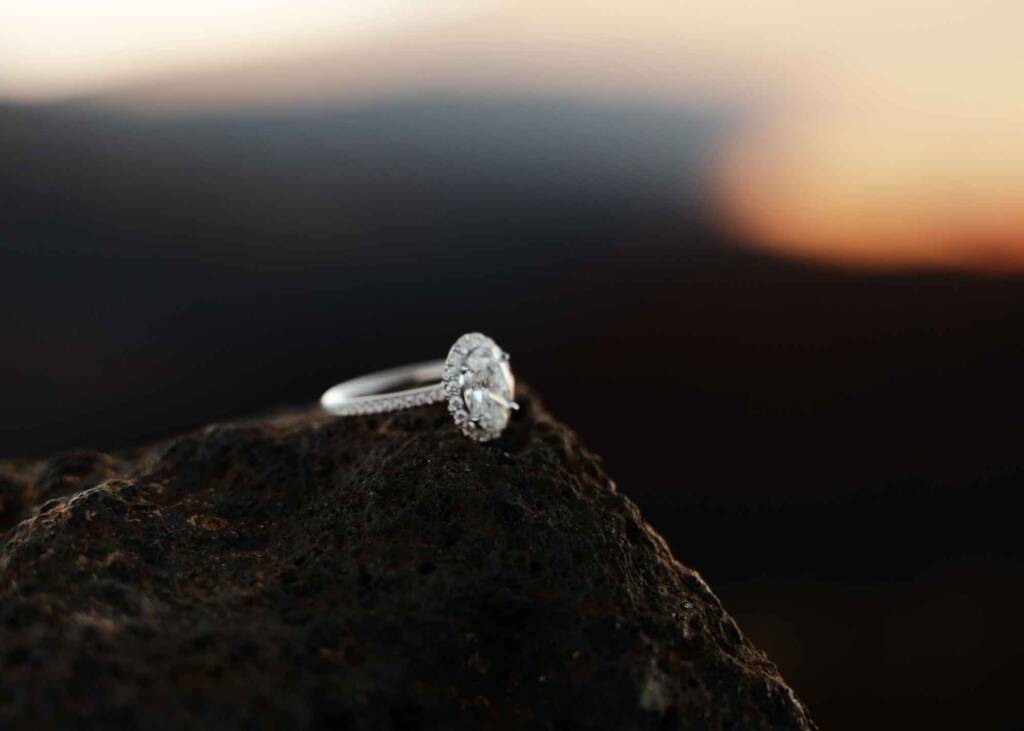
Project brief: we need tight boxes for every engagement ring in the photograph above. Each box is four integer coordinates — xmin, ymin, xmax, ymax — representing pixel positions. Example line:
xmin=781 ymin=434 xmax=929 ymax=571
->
xmin=320 ymin=332 xmax=518 ymax=441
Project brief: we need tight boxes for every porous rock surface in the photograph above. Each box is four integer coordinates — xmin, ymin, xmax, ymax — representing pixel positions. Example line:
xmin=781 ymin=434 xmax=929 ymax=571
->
xmin=0 ymin=388 xmax=815 ymax=730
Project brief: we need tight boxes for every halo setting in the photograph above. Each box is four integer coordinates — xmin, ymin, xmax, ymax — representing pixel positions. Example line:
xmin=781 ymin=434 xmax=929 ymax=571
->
xmin=320 ymin=331 xmax=518 ymax=442
xmin=442 ymin=333 xmax=517 ymax=441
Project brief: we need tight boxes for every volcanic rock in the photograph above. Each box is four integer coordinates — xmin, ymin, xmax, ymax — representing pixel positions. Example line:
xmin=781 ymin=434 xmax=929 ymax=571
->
xmin=0 ymin=387 xmax=815 ymax=730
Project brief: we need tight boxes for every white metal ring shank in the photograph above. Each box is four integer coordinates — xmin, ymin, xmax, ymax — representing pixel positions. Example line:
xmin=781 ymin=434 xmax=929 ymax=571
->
xmin=320 ymin=360 xmax=447 ymax=416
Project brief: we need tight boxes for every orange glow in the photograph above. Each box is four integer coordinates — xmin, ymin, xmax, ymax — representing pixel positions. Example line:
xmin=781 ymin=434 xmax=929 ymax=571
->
xmin=713 ymin=3 xmax=1024 ymax=271
xmin=717 ymin=107 xmax=1024 ymax=272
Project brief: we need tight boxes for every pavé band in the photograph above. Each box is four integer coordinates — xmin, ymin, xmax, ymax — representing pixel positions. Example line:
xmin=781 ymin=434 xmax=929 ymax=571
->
xmin=320 ymin=332 xmax=517 ymax=441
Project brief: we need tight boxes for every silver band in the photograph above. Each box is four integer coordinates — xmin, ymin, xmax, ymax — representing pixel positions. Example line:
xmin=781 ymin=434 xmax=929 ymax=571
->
xmin=320 ymin=332 xmax=517 ymax=442
xmin=320 ymin=360 xmax=447 ymax=416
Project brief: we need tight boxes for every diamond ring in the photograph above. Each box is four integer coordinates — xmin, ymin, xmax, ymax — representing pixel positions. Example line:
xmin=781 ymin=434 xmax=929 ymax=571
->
xmin=320 ymin=332 xmax=518 ymax=442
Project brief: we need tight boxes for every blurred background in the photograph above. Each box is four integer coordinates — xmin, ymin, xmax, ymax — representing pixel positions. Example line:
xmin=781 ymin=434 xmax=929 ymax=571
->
xmin=2 ymin=2 xmax=1023 ymax=728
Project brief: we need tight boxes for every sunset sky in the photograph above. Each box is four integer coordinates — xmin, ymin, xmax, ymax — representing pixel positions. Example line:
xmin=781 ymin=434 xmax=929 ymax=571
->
xmin=4 ymin=0 xmax=1022 ymax=272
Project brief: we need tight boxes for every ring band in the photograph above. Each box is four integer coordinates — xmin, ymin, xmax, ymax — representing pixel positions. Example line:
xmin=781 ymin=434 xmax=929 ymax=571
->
xmin=320 ymin=361 xmax=447 ymax=416
xmin=320 ymin=332 xmax=518 ymax=441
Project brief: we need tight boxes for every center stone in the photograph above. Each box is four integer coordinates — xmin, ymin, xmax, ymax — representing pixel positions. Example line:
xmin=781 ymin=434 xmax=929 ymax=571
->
xmin=460 ymin=345 xmax=514 ymax=432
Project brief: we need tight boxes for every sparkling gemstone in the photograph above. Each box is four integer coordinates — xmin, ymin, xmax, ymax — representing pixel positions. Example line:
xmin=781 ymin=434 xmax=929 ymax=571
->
xmin=443 ymin=333 xmax=517 ymax=441
xmin=459 ymin=344 xmax=514 ymax=433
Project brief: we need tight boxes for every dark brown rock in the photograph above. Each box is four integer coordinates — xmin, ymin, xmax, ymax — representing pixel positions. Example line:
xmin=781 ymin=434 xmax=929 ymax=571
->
xmin=0 ymin=387 xmax=815 ymax=730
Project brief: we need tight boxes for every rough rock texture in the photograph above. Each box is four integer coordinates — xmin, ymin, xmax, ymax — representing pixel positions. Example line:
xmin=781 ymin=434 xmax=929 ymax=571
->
xmin=0 ymin=388 xmax=815 ymax=730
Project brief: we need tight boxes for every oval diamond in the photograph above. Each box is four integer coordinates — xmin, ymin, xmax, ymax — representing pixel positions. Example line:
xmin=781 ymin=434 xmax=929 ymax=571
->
xmin=443 ymin=333 xmax=516 ymax=441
